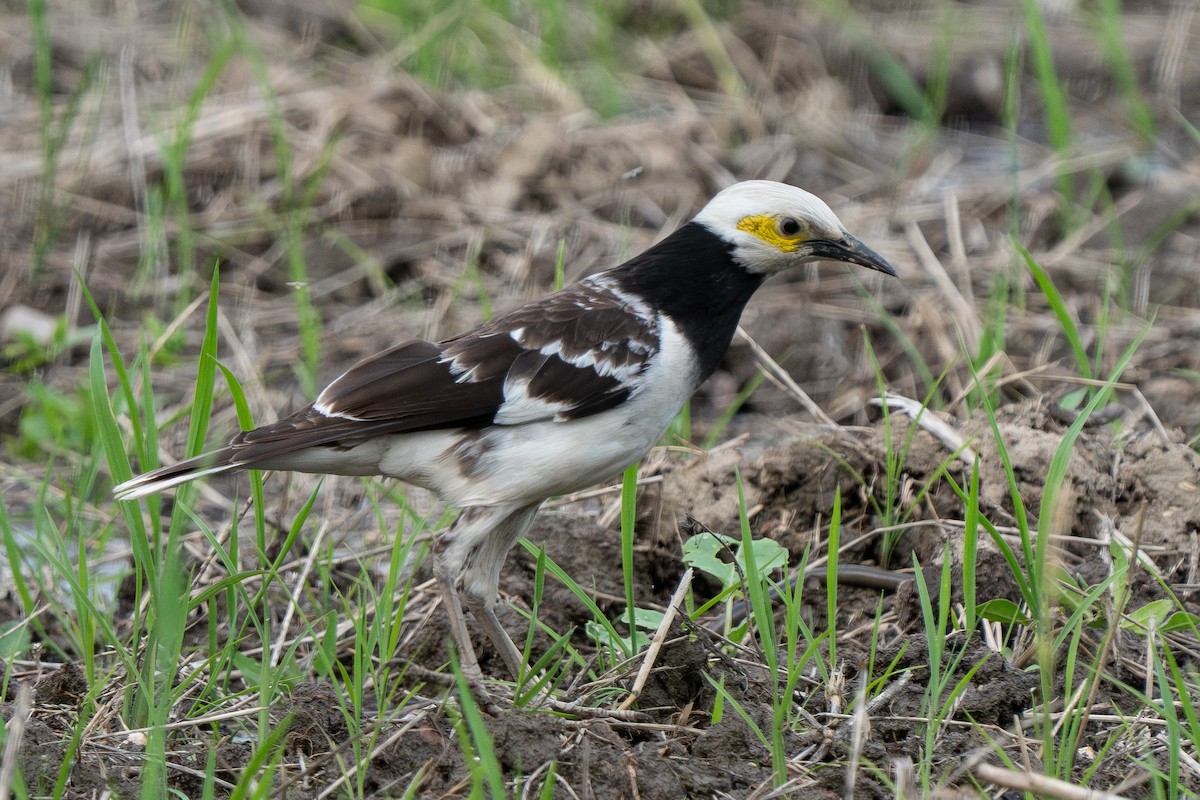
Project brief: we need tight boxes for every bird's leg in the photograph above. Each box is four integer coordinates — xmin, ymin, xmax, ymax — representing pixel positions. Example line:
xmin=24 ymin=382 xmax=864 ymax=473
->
xmin=444 ymin=502 xmax=542 ymax=682
xmin=435 ymin=571 xmax=486 ymax=685
xmin=464 ymin=594 xmax=527 ymax=682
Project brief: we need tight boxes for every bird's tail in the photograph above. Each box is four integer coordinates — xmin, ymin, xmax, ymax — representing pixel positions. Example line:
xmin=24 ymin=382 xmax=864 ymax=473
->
xmin=113 ymin=448 xmax=239 ymax=501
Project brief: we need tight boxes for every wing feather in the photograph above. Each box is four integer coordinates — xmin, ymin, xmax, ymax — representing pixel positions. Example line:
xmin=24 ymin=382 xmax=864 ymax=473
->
xmin=219 ymin=277 xmax=661 ymax=467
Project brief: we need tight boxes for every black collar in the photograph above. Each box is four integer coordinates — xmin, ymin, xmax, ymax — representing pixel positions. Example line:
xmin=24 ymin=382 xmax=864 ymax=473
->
xmin=611 ymin=222 xmax=764 ymax=379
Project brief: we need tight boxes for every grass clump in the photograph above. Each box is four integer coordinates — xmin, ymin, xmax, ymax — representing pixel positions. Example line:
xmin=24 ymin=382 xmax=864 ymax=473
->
xmin=361 ymin=0 xmax=632 ymax=115
xmin=4 ymin=0 xmax=1200 ymax=796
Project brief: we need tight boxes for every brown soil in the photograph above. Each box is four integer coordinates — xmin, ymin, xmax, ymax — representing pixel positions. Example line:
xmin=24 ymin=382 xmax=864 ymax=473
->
xmin=2 ymin=0 xmax=1200 ymax=797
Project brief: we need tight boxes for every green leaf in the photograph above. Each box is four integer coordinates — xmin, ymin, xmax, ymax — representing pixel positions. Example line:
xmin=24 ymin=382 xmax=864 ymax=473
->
xmin=1118 ymin=599 xmax=1176 ymax=638
xmin=976 ymin=598 xmax=1031 ymax=625
xmin=584 ymin=606 xmax=663 ymax=653
xmin=1057 ymin=387 xmax=1088 ymax=412
xmin=1018 ymin=243 xmax=1091 ymax=380
xmin=682 ymin=530 xmax=787 ymax=587
xmin=1161 ymin=611 xmax=1200 ymax=634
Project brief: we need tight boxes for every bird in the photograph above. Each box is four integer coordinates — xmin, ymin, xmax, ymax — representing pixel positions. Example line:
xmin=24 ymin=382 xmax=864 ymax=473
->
xmin=114 ymin=180 xmax=896 ymax=683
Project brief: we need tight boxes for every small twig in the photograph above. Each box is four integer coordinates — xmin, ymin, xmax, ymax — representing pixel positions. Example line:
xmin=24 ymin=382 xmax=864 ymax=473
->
xmin=271 ymin=520 xmax=333 ymax=668
xmin=905 ymin=219 xmax=981 ymax=353
xmin=401 ymin=664 xmax=505 ymax=716
xmin=402 ymin=665 xmax=649 ymax=721
xmin=521 ymin=760 xmax=554 ymax=800
xmin=627 ymin=759 xmax=641 ymax=800
xmin=1068 ymin=504 xmax=1146 ymax=758
xmin=619 ymin=568 xmax=693 ymax=710
xmin=948 ymin=350 xmax=1013 ymax=411
xmin=161 ymin=756 xmax=238 ymax=792
xmin=974 ymin=762 xmax=1133 ymax=800
xmin=735 ymin=326 xmax=841 ymax=430
xmin=562 ymin=719 xmax=705 ymax=735
xmin=1157 ymin=731 xmax=1200 ymax=781
xmin=1129 ymin=385 xmax=1171 ymax=446
xmin=842 ymin=665 xmax=869 ymax=800
xmin=91 ymin=698 xmax=268 ymax=739
xmin=0 ymin=683 xmax=32 ymax=800
xmin=1029 ymin=374 xmax=1171 ymax=446
xmin=541 ymin=697 xmax=650 ymax=723
xmin=872 ymin=392 xmax=977 ymax=466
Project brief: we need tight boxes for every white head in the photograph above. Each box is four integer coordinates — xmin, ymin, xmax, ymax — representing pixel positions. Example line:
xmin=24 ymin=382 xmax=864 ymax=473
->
xmin=693 ymin=180 xmax=895 ymax=277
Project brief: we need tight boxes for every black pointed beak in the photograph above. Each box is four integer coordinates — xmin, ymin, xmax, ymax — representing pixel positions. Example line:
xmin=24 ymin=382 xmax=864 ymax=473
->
xmin=810 ymin=233 xmax=897 ymax=277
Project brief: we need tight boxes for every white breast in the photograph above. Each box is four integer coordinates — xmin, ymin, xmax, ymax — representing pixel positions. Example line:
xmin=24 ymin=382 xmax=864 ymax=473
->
xmin=376 ymin=316 xmax=700 ymax=507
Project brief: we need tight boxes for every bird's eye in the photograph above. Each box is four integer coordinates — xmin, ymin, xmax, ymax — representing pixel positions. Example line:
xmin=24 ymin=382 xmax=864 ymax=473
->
xmin=778 ymin=217 xmax=802 ymax=237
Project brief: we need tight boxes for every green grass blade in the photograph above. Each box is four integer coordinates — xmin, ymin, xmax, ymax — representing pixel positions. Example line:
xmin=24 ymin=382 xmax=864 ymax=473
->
xmin=703 ymin=673 xmax=770 ymax=752
xmin=1020 ymin=0 xmax=1074 ymax=225
xmin=621 ymin=462 xmax=638 ymax=650
xmin=454 ymin=663 xmax=507 ymax=799
xmin=962 ymin=458 xmax=980 ymax=632
xmin=736 ymin=469 xmax=775 ymax=669
xmin=1016 ymin=242 xmax=1092 ymax=380
xmin=826 ymin=488 xmax=841 ymax=670
xmin=1088 ymin=0 xmax=1155 ymax=141
xmin=518 ymin=538 xmax=626 ymax=660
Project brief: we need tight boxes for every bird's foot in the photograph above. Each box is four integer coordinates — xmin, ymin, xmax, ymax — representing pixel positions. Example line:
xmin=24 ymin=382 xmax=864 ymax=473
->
xmin=465 ymin=596 xmax=529 ymax=683
xmin=436 ymin=575 xmax=490 ymax=683
xmin=402 ymin=663 xmax=506 ymax=715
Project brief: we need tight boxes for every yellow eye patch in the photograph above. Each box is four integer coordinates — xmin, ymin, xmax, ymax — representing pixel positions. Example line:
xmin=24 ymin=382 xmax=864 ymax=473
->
xmin=736 ymin=214 xmax=804 ymax=252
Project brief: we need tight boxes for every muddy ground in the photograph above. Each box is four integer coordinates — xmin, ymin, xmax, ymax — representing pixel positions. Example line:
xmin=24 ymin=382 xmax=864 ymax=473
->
xmin=2 ymin=0 xmax=1200 ymax=797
